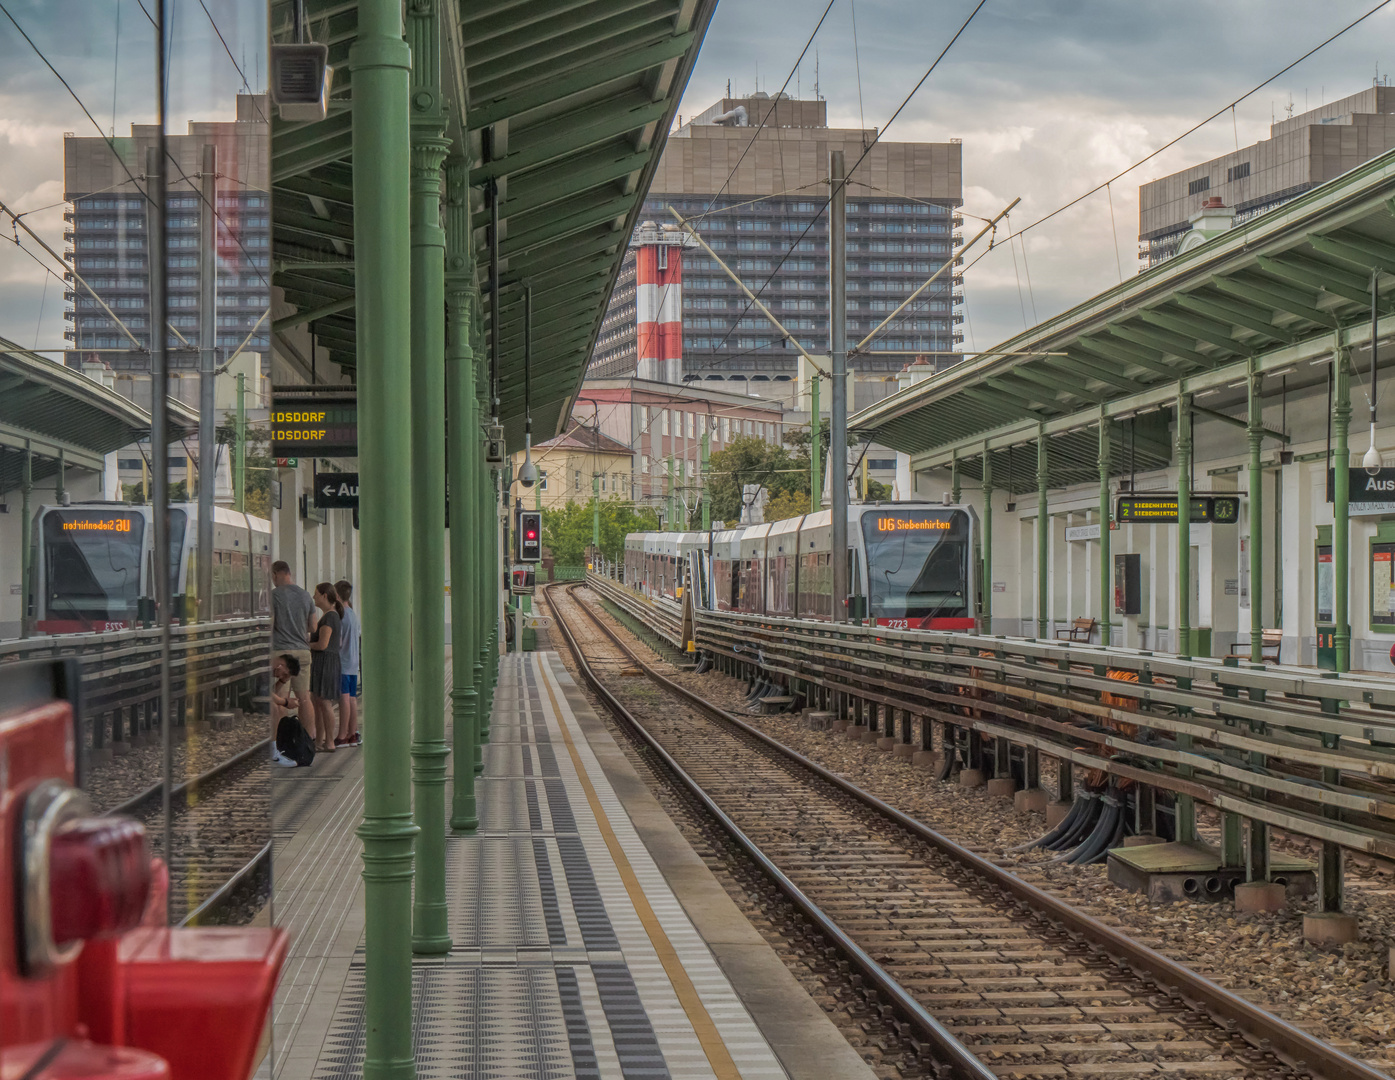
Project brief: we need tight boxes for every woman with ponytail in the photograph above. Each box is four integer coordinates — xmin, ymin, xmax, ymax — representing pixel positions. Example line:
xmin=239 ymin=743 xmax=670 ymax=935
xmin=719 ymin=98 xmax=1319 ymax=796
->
xmin=309 ymin=582 xmax=344 ymax=752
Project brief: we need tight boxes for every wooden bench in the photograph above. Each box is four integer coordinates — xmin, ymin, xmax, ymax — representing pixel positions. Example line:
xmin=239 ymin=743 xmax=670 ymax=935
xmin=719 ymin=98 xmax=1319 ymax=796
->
xmin=1228 ymin=629 xmax=1282 ymax=662
xmin=1055 ymin=617 xmax=1095 ymax=642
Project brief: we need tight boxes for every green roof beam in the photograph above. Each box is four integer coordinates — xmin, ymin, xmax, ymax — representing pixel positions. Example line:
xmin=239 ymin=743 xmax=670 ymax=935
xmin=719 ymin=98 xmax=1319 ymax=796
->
xmin=1138 ymin=307 xmax=1254 ymax=356
xmin=466 ymin=32 xmax=695 ymax=130
xmin=1174 ymin=291 xmax=1292 ymax=343
xmin=498 ymin=201 xmax=631 ymax=260
xmin=472 ymin=100 xmax=670 ymax=184
xmin=1256 ymin=253 xmax=1374 ymax=307
xmin=1008 ymin=363 xmax=1106 ymax=403
xmin=1073 ymin=337 xmax=1184 ymax=379
xmin=1106 ymin=323 xmax=1220 ymax=369
xmin=1211 ymin=275 xmax=1335 ymax=328
xmin=1039 ymin=352 xmax=1151 ymax=393
xmin=1309 ymin=230 xmax=1395 ymax=274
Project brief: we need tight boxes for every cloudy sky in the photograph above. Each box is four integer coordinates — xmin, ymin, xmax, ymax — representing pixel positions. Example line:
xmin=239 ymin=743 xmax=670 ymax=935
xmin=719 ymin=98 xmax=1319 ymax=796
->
xmin=1 ymin=1 xmax=1391 ymax=359
xmin=0 ymin=0 xmax=264 ymax=353
xmin=675 ymin=0 xmax=1395 ymax=350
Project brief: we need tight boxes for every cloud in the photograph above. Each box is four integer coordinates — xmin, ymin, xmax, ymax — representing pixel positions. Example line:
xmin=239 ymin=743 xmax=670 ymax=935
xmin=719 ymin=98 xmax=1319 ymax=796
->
xmin=679 ymin=0 xmax=1395 ymax=351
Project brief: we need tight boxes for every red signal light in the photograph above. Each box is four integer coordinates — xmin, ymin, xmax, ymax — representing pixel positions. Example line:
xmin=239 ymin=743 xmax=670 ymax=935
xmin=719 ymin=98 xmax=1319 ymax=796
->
xmin=526 ymin=529 xmax=537 ymax=540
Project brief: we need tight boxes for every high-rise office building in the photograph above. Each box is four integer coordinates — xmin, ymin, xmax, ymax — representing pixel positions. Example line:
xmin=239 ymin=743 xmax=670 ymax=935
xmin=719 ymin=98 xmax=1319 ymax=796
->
xmin=62 ymin=94 xmax=270 ymax=370
xmin=1140 ymin=85 xmax=1395 ymax=268
xmin=589 ymin=94 xmax=964 ymax=408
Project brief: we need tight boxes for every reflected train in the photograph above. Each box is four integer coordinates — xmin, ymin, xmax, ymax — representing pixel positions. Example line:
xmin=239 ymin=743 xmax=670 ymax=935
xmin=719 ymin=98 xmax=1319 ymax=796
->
xmin=623 ymin=503 xmax=979 ymax=630
xmin=31 ymin=502 xmax=272 ymax=633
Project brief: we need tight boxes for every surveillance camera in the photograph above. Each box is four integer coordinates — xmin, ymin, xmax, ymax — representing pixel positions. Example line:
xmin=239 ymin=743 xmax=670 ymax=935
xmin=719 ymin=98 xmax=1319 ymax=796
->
xmin=518 ymin=461 xmax=538 ymax=487
xmin=1364 ymin=424 xmax=1383 ymax=475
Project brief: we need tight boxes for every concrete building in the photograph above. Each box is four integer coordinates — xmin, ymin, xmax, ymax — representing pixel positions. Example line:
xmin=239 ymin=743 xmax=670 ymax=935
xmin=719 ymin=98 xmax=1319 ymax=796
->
xmin=1140 ymin=85 xmax=1395 ymax=267
xmin=589 ymin=94 xmax=964 ymax=410
xmin=63 ymin=93 xmax=270 ymax=370
xmin=507 ymin=424 xmax=635 ymax=511
xmin=576 ymin=377 xmax=788 ymax=520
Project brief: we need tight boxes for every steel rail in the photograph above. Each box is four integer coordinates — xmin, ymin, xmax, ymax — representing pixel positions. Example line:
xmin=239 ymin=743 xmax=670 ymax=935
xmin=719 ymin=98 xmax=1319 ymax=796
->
xmin=180 ymin=840 xmax=272 ymax=927
xmin=567 ymin=582 xmax=1392 ymax=1080
xmin=544 ymin=583 xmax=998 ymax=1080
xmin=105 ymin=737 xmax=272 ymax=818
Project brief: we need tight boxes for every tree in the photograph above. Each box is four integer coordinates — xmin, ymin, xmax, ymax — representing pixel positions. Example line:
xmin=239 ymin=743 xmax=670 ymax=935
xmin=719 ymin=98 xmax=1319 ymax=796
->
xmin=216 ymin=411 xmax=272 ymax=519
xmin=764 ymin=488 xmax=811 ymax=523
xmin=542 ymin=497 xmax=660 ymax=567
xmin=865 ymin=477 xmax=892 ymax=501
xmin=703 ymin=432 xmax=810 ymax=525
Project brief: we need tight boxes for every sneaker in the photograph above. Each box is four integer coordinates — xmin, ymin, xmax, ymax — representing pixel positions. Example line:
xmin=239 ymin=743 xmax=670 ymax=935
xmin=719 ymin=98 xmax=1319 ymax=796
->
xmin=351 ymin=732 xmax=362 ymax=746
xmin=274 ymin=755 xmax=299 ymax=768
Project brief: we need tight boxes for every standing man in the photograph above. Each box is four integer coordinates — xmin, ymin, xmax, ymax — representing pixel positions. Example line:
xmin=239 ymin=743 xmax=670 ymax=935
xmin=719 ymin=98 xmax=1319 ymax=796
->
xmin=271 ymin=559 xmax=316 ymax=760
xmin=335 ymin=578 xmax=361 ymax=746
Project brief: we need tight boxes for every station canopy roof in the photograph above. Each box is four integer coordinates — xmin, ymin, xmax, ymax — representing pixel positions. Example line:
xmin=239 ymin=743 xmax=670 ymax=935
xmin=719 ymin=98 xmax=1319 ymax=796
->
xmin=850 ymin=149 xmax=1395 ymax=494
xmin=271 ymin=0 xmax=717 ymax=446
xmin=0 ymin=337 xmax=198 ymax=491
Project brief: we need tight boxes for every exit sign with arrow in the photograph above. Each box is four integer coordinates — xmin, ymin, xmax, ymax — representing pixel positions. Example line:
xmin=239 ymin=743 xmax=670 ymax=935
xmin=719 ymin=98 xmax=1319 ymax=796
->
xmin=314 ymin=472 xmax=359 ymax=509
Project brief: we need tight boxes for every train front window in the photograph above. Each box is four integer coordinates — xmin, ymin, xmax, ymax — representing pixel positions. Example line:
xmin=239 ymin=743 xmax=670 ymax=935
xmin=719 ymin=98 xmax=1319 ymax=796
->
xmin=42 ymin=511 xmax=145 ymax=627
xmin=861 ymin=511 xmax=968 ymax=620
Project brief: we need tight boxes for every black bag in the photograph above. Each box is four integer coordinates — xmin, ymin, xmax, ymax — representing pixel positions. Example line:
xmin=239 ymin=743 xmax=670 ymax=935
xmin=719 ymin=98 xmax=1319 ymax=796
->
xmin=277 ymin=714 xmax=316 ymax=767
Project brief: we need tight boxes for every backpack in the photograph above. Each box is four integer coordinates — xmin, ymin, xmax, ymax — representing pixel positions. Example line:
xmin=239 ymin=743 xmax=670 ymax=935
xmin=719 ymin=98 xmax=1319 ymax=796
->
xmin=277 ymin=715 xmax=316 ymax=767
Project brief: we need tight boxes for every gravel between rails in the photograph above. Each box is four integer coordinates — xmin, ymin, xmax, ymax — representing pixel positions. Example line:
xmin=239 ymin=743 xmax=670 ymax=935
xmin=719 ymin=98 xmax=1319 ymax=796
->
xmin=86 ymin=714 xmax=273 ymax=814
xmin=567 ymin=586 xmax=1395 ymax=1074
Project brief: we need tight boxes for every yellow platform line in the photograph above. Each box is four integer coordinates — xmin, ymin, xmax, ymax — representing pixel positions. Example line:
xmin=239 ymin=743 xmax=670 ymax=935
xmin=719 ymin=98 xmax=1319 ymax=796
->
xmin=536 ymin=655 xmax=742 ymax=1080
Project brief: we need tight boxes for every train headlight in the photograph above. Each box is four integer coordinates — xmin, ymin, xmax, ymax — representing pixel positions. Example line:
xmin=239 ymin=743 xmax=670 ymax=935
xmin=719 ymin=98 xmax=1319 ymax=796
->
xmin=19 ymin=779 xmax=151 ymax=977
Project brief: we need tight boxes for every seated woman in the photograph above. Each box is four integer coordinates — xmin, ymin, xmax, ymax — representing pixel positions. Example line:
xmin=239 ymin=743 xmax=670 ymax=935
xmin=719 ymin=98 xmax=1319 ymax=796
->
xmin=271 ymin=653 xmax=303 ymax=768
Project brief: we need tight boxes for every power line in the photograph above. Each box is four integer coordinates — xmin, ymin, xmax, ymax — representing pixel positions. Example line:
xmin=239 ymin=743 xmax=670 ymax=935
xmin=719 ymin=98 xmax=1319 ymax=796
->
xmin=1015 ymin=0 xmax=1395 ymax=239
xmin=701 ymin=0 xmax=991 ymax=360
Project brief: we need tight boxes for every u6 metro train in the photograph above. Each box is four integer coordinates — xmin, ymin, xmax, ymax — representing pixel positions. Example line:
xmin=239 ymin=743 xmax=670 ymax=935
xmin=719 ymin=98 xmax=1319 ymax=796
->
xmin=623 ymin=503 xmax=979 ymax=630
xmin=30 ymin=501 xmax=272 ymax=632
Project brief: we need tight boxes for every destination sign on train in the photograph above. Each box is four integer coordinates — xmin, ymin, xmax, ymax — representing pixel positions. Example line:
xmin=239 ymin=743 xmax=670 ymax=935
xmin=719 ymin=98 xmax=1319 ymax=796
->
xmin=873 ymin=516 xmax=953 ymax=532
xmin=271 ymin=387 xmax=358 ymax=458
xmin=1115 ymin=495 xmax=1240 ymax=524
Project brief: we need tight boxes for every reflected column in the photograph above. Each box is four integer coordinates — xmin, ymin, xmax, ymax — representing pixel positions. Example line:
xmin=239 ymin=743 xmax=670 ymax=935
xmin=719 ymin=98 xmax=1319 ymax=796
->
xmin=446 ymin=155 xmax=480 ymax=830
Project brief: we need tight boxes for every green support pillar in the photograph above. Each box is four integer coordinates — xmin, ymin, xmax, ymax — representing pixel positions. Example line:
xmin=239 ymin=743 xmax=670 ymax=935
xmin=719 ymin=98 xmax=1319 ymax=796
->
xmin=950 ymin=452 xmax=960 ymax=504
xmin=407 ymin=0 xmax=451 ymax=957
xmin=810 ymin=376 xmax=821 ymax=514
xmin=666 ymin=455 xmax=675 ymax=531
xmin=55 ymin=448 xmax=65 ymax=504
xmin=1098 ymin=408 xmax=1111 ymax=647
xmin=701 ymin=429 xmax=711 ymax=530
xmin=1037 ymin=426 xmax=1049 ymax=639
xmin=1334 ymin=335 xmax=1352 ymax=673
xmin=1176 ymin=389 xmax=1192 ymax=660
xmin=592 ymin=471 xmax=600 ymax=555
xmin=1247 ymin=357 xmax=1265 ymax=663
xmin=444 ymin=157 xmax=479 ymax=834
xmin=981 ymin=443 xmax=993 ymax=632
xmin=478 ymin=466 xmax=496 ymax=751
xmin=234 ymin=373 xmax=246 ymax=510
xmin=20 ymin=441 xmax=32 ymax=638
xmin=349 ymin=1 xmax=417 ymax=1075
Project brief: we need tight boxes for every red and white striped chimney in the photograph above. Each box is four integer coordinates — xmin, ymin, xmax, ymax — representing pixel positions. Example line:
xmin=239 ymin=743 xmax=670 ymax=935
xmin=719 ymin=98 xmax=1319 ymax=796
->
xmin=634 ymin=222 xmax=689 ymax=383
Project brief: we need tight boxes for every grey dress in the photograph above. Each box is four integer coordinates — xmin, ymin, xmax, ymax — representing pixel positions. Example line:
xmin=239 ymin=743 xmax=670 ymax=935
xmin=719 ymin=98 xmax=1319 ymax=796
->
xmin=310 ymin=609 xmax=342 ymax=699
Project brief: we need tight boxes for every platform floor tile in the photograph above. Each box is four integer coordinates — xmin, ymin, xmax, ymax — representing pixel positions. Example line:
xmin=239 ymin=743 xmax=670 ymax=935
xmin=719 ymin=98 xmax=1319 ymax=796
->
xmin=271 ymin=652 xmax=790 ymax=1080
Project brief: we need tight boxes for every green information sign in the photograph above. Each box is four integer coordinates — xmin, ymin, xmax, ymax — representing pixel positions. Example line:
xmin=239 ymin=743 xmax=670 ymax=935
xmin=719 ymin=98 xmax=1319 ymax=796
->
xmin=271 ymin=386 xmax=357 ymax=458
xmin=1115 ymin=494 xmax=1240 ymax=524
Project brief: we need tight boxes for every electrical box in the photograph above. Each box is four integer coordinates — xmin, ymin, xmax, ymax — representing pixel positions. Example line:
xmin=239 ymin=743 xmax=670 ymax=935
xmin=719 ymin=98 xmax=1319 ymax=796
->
xmin=511 ymin=567 xmax=536 ymax=594
xmin=517 ymin=510 xmax=542 ymax=562
xmin=485 ymin=425 xmax=505 ymax=463
xmin=1113 ymin=552 xmax=1141 ymax=616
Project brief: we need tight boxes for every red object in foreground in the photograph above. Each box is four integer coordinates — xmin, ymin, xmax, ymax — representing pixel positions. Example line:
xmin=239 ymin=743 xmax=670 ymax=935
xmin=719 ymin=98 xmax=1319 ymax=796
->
xmin=1 ymin=660 xmax=288 ymax=1080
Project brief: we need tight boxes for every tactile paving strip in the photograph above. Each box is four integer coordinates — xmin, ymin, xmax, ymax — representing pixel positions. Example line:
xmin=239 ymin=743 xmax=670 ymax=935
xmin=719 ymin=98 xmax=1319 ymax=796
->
xmin=305 ymin=652 xmax=787 ymax=1080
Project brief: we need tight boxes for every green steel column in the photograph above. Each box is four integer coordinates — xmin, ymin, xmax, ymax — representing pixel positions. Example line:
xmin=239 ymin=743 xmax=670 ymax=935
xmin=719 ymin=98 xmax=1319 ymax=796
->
xmin=666 ymin=455 xmax=675 ymax=531
xmin=1334 ymin=336 xmax=1352 ymax=673
xmin=701 ymin=430 xmax=711 ymax=530
xmin=981 ymin=443 xmax=993 ymax=631
xmin=1098 ymin=408 xmax=1111 ymax=647
xmin=950 ymin=452 xmax=960 ymax=504
xmin=349 ymin=1 xmax=417 ymax=1075
xmin=592 ymin=472 xmax=600 ymax=554
xmin=20 ymin=441 xmax=32 ymax=638
xmin=407 ymin=0 xmax=451 ymax=957
xmin=234 ymin=373 xmax=246 ymax=511
xmin=55 ymin=448 xmax=65 ymax=503
xmin=1037 ymin=426 xmax=1049 ymax=638
xmin=479 ymin=466 xmax=496 ymax=749
xmin=1177 ymin=390 xmax=1192 ymax=660
xmin=1247 ymin=357 xmax=1264 ymax=663
xmin=810 ymin=376 xmax=821 ymax=513
xmin=444 ymin=157 xmax=479 ymax=834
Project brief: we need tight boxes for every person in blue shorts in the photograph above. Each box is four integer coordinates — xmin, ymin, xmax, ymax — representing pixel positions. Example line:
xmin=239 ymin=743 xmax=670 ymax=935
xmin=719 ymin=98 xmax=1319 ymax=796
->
xmin=335 ymin=579 xmax=361 ymax=747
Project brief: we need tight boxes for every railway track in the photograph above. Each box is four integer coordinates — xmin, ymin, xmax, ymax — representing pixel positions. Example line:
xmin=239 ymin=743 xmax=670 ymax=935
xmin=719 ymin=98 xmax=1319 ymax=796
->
xmin=105 ymin=739 xmax=273 ymax=926
xmin=545 ymin=582 xmax=1388 ymax=1080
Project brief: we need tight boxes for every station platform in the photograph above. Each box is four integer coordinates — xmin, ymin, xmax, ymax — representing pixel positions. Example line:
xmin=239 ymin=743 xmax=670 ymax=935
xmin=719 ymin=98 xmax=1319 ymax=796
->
xmin=262 ymin=650 xmax=870 ymax=1080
